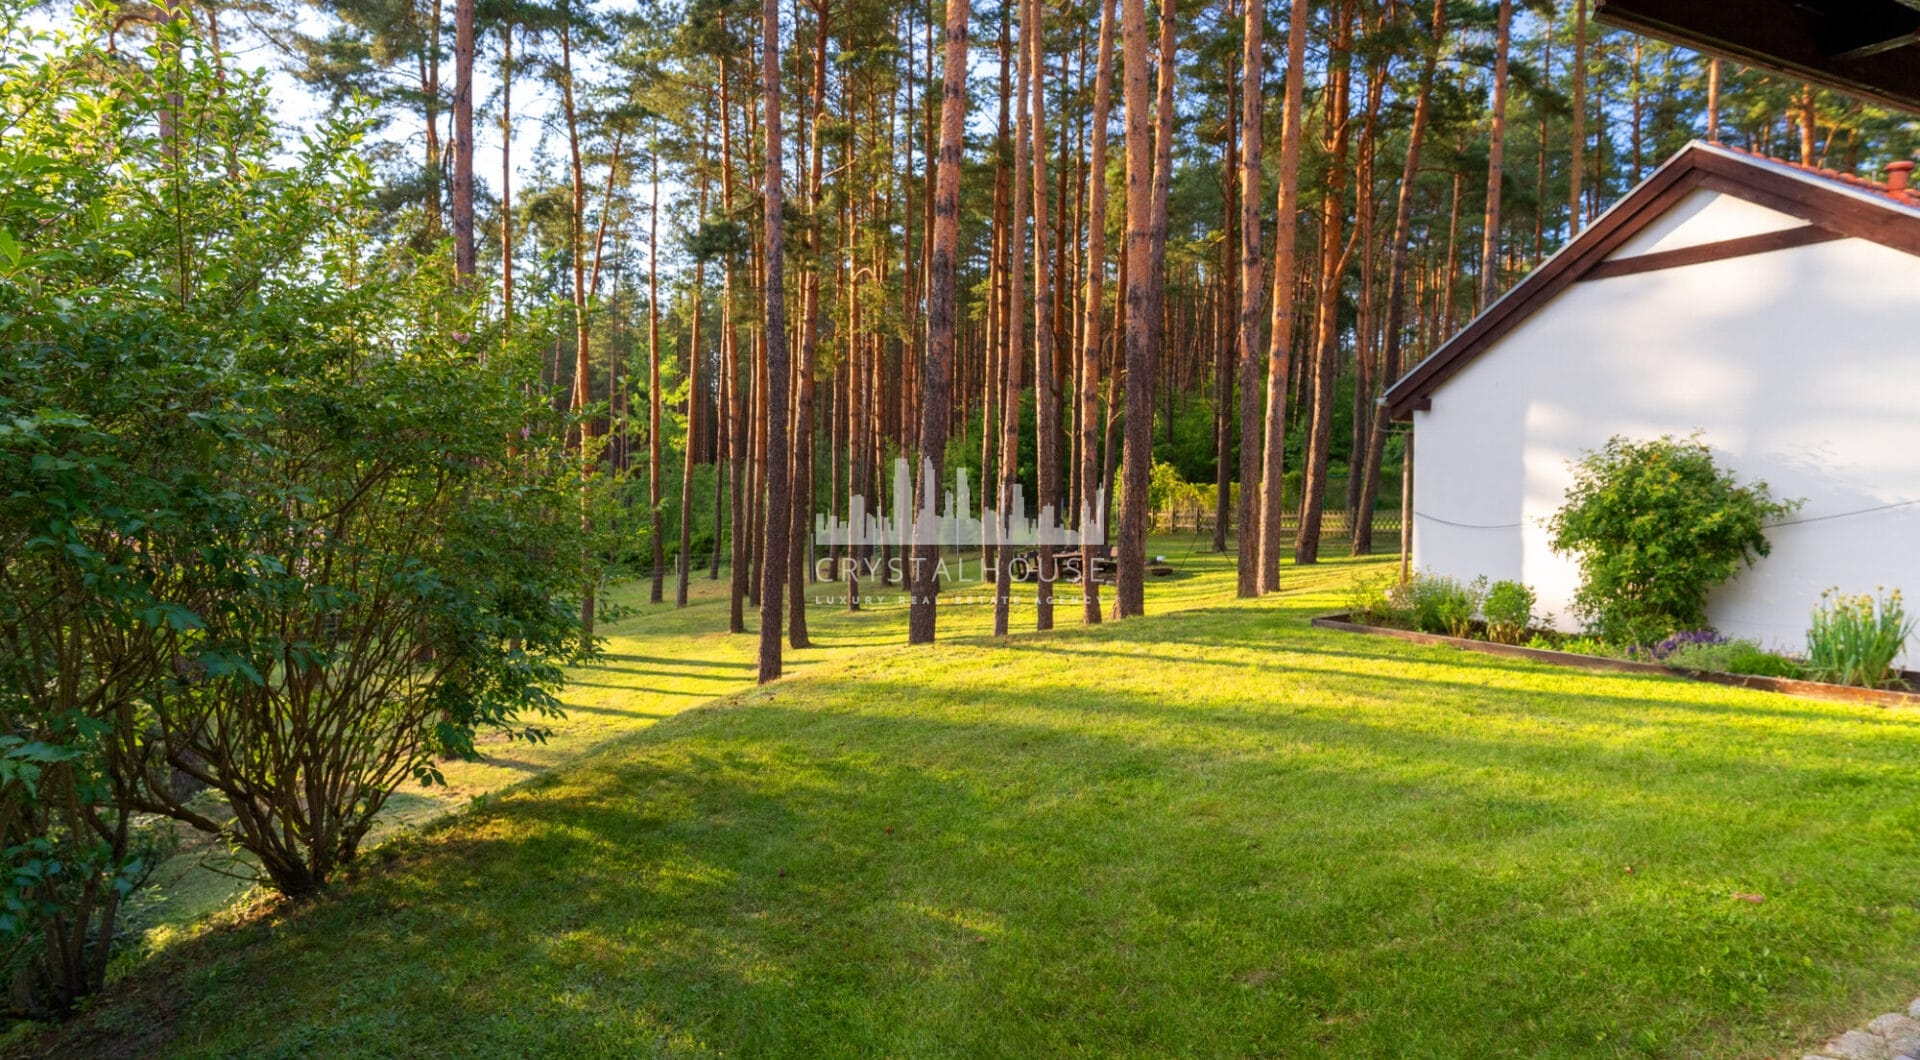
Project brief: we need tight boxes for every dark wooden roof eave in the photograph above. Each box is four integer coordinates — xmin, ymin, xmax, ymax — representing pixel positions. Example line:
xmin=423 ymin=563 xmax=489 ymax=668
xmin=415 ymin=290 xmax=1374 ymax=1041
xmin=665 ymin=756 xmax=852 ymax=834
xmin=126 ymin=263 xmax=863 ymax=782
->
xmin=1380 ymin=145 xmax=1920 ymax=422
xmin=1595 ymin=0 xmax=1920 ymax=115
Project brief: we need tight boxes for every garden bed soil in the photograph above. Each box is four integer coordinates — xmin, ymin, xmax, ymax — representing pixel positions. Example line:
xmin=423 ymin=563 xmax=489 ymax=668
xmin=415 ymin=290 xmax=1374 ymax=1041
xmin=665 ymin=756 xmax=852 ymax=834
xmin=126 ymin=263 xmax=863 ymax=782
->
xmin=1311 ymin=614 xmax=1920 ymax=710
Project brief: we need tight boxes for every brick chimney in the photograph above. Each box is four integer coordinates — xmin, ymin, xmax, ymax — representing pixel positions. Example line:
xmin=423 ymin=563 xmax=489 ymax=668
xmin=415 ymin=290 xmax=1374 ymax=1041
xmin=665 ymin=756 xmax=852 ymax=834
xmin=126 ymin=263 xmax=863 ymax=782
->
xmin=1888 ymin=159 xmax=1915 ymax=198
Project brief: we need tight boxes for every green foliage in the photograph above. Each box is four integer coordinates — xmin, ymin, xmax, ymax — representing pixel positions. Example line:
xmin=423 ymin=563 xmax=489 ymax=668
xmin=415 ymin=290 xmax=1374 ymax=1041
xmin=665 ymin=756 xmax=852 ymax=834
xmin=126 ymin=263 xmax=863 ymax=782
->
xmin=1482 ymin=580 xmax=1537 ymax=645
xmin=1805 ymin=588 xmax=1915 ymax=689
xmin=1549 ymin=635 xmax=1631 ymax=659
xmin=1662 ymin=640 xmax=1805 ymax=680
xmin=1343 ymin=572 xmax=1403 ymax=627
xmin=0 ymin=7 xmax=603 ymax=962
xmin=1147 ymin=460 xmax=1195 ymax=515
xmin=1384 ymin=572 xmax=1485 ymax=638
xmin=1547 ymin=435 xmax=1796 ymax=646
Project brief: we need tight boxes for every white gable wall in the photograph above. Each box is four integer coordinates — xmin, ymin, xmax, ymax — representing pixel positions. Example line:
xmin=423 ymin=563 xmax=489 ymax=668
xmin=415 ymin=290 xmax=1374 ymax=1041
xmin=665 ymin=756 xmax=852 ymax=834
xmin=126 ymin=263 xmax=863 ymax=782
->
xmin=1411 ymin=189 xmax=1920 ymax=657
xmin=1606 ymin=187 xmax=1807 ymax=257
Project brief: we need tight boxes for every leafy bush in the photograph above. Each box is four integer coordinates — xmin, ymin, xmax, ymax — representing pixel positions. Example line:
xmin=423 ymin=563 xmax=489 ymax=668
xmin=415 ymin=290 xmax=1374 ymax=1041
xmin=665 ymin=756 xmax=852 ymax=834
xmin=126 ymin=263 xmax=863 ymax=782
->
xmin=1805 ymin=588 xmax=1915 ymax=689
xmin=1662 ymin=639 xmax=1804 ymax=679
xmin=1482 ymin=580 xmax=1537 ymax=644
xmin=1 ymin=7 xmax=604 ymax=957
xmin=1547 ymin=435 xmax=1796 ymax=645
xmin=1552 ymin=635 xmax=1631 ymax=659
xmin=1343 ymin=573 xmax=1403 ymax=627
xmin=1388 ymin=572 xmax=1485 ymax=637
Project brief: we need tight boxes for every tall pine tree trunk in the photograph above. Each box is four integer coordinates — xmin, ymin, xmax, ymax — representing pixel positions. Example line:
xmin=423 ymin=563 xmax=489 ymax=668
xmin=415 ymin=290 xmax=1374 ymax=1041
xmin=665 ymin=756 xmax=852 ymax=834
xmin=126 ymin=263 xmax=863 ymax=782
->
xmin=995 ymin=0 xmax=1032 ymax=638
xmin=722 ymin=58 xmax=751 ymax=633
xmin=1028 ymin=0 xmax=1059 ymax=632
xmin=649 ymin=153 xmax=666 ymax=605
xmin=1480 ymin=0 xmax=1511 ymax=310
xmin=1256 ymin=0 xmax=1309 ymax=592
xmin=1233 ymin=0 xmax=1263 ymax=596
xmin=1355 ymin=0 xmax=1441 ymax=558
xmin=758 ymin=0 xmax=791 ymax=682
xmin=1214 ymin=55 xmax=1236 ymax=558
xmin=1569 ymin=0 xmax=1587 ymax=236
xmin=451 ymin=0 xmax=474 ymax=277
xmin=909 ymin=0 xmax=971 ymax=644
xmin=560 ymin=13 xmax=595 ymax=636
xmin=789 ymin=2 xmax=832 ymax=648
xmin=1115 ymin=0 xmax=1152 ymax=618
xmin=1077 ymin=0 xmax=1115 ymax=626
xmin=678 ymin=155 xmax=708 ymax=609
xmin=499 ymin=19 xmax=514 ymax=325
xmin=1293 ymin=0 xmax=1352 ymax=568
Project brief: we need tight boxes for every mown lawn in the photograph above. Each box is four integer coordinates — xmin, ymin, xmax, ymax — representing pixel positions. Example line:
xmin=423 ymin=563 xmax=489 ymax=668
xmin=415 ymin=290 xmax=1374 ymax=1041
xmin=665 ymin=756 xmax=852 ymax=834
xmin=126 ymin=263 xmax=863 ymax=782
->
xmin=35 ymin=543 xmax=1920 ymax=1058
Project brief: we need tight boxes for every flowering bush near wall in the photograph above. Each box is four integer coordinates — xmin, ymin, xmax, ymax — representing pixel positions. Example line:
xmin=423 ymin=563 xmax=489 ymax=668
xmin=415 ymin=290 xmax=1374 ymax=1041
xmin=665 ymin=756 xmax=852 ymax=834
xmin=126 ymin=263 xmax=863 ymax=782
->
xmin=1546 ymin=434 xmax=1796 ymax=646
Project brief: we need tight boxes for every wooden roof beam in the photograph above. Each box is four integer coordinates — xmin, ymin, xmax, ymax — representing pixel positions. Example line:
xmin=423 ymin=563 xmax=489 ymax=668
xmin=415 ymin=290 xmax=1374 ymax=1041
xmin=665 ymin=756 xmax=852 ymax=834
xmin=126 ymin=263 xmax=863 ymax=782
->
xmin=1595 ymin=0 xmax=1920 ymax=114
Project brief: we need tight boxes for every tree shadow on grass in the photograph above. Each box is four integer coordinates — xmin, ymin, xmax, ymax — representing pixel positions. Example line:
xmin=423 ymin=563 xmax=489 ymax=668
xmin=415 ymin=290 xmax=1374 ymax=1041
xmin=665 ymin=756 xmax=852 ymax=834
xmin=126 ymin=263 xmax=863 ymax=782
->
xmin=37 ymin=557 xmax=1920 ymax=1059
xmin=55 ymin=678 xmax=1920 ymax=1058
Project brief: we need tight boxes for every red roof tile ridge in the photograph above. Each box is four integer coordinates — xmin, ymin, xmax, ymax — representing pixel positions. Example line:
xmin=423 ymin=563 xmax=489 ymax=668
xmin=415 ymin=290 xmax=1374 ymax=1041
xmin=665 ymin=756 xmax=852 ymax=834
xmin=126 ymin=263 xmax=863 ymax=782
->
xmin=1704 ymin=139 xmax=1916 ymax=205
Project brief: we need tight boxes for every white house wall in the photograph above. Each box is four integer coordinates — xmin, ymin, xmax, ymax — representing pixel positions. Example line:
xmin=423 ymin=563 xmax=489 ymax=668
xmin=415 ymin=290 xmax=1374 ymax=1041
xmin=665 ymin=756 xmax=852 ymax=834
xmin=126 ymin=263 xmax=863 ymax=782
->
xmin=1412 ymin=191 xmax=1920 ymax=657
xmin=1606 ymin=187 xmax=1807 ymax=258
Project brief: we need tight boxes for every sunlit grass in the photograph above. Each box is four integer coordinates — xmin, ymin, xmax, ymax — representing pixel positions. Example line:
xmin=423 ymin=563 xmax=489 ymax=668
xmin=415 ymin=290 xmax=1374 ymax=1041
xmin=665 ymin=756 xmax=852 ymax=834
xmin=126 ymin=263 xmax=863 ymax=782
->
xmin=122 ymin=540 xmax=1221 ymax=944
xmin=52 ymin=537 xmax=1920 ymax=1058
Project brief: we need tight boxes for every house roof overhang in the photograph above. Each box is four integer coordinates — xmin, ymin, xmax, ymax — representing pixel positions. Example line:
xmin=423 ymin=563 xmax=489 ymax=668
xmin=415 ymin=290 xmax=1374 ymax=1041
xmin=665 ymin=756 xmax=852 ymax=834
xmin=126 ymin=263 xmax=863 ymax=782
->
xmin=1595 ymin=0 xmax=1920 ymax=114
xmin=1380 ymin=142 xmax=1920 ymax=422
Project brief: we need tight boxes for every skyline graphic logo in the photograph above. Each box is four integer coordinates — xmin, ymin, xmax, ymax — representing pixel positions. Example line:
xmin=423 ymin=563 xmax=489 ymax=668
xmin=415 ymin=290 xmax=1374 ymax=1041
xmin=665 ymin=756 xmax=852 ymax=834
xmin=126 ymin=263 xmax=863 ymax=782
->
xmin=816 ymin=457 xmax=1108 ymax=552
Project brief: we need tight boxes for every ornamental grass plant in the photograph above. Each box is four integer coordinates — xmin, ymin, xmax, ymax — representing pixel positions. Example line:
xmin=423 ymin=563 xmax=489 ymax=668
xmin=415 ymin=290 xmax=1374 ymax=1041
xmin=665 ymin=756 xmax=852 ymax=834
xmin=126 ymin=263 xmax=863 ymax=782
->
xmin=1805 ymin=589 xmax=1915 ymax=689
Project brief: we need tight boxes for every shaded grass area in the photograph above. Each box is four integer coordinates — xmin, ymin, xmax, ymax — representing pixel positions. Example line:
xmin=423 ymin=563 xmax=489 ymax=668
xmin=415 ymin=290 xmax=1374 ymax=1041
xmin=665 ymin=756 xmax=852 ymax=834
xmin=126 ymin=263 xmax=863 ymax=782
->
xmin=38 ymin=543 xmax=1920 ymax=1058
xmin=122 ymin=540 xmax=1220 ymax=944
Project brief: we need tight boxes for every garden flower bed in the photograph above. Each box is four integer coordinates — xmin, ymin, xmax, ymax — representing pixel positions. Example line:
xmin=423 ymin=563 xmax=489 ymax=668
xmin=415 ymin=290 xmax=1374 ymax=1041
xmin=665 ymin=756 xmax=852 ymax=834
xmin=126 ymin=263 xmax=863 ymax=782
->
xmin=1311 ymin=613 xmax=1920 ymax=710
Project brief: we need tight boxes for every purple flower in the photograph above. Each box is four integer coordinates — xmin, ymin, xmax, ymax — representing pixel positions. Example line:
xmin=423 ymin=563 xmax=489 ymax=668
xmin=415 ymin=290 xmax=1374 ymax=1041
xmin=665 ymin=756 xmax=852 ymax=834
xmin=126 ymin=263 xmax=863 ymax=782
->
xmin=1644 ymin=629 xmax=1727 ymax=660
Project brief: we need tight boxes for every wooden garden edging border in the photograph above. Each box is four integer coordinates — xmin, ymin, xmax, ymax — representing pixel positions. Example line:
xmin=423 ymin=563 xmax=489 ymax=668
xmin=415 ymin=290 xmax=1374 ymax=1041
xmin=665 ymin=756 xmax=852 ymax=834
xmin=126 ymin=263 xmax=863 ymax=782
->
xmin=1310 ymin=614 xmax=1920 ymax=710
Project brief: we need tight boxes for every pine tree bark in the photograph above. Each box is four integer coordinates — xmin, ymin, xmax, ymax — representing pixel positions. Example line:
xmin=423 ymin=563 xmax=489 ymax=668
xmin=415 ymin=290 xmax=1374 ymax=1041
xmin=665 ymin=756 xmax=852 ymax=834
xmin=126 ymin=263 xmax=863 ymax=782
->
xmin=1706 ymin=58 xmax=1721 ymax=141
xmin=982 ymin=5 xmax=1012 ymax=584
xmin=758 ymin=0 xmax=791 ymax=683
xmin=678 ymin=153 xmax=708 ymax=609
xmin=560 ymin=13 xmax=595 ymax=636
xmin=649 ymin=153 xmax=666 ymax=605
xmin=1292 ymin=0 xmax=1352 ymax=568
xmin=1798 ymin=84 xmax=1817 ymax=165
xmin=1256 ymin=0 xmax=1308 ymax=592
xmin=1569 ymin=0 xmax=1587 ymax=235
xmin=1077 ymin=0 xmax=1115 ymax=626
xmin=909 ymin=0 xmax=971 ymax=643
xmin=1354 ymin=0 xmax=1442 ymax=558
xmin=1114 ymin=0 xmax=1153 ymax=618
xmin=722 ymin=57 xmax=752 ymax=633
xmin=499 ymin=20 xmax=514 ymax=325
xmin=789 ymin=1 xmax=832 ymax=648
xmin=452 ymin=0 xmax=474 ymax=277
xmin=1028 ymin=0 xmax=1059 ymax=632
xmin=1480 ymin=0 xmax=1511 ymax=311
xmin=995 ymin=0 xmax=1032 ymax=638
xmin=1232 ymin=0 xmax=1263 ymax=594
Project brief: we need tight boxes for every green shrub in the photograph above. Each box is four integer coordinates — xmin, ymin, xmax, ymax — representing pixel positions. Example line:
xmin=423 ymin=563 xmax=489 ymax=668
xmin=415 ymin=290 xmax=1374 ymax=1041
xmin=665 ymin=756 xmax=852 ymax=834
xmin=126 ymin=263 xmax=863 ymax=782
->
xmin=1663 ymin=639 xmax=1804 ymax=679
xmin=1805 ymin=588 xmax=1914 ymax=689
xmin=1390 ymin=572 xmax=1484 ymax=637
xmin=1547 ymin=435 xmax=1796 ymax=645
xmin=1343 ymin=573 xmax=1405 ymax=628
xmin=1555 ymin=636 xmax=1628 ymax=659
xmin=1482 ymin=580 xmax=1537 ymax=644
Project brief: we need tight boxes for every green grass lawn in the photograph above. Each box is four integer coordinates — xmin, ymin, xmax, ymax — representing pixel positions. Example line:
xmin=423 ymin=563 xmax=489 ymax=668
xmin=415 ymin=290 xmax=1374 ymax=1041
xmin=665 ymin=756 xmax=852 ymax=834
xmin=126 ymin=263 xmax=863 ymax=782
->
xmin=36 ymin=541 xmax=1920 ymax=1058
